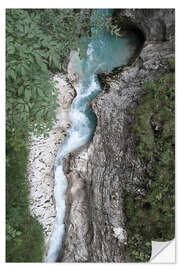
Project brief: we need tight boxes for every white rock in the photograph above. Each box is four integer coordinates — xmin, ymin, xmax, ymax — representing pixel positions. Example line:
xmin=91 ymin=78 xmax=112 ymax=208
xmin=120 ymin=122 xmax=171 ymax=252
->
xmin=27 ymin=73 xmax=75 ymax=258
xmin=113 ymin=227 xmax=127 ymax=244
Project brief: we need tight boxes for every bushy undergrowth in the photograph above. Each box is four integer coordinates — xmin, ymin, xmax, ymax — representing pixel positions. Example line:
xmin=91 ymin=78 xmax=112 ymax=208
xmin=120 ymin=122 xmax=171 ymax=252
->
xmin=124 ymin=57 xmax=175 ymax=262
xmin=6 ymin=132 xmax=44 ymax=262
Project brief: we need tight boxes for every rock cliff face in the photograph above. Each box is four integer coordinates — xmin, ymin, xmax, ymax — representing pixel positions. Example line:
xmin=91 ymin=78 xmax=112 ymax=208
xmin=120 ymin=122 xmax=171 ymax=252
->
xmin=58 ymin=9 xmax=175 ymax=262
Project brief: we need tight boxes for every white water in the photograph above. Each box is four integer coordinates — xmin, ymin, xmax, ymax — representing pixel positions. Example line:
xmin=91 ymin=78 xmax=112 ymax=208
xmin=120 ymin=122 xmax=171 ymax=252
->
xmin=45 ymin=73 xmax=101 ymax=262
xmin=45 ymin=9 xmax=140 ymax=262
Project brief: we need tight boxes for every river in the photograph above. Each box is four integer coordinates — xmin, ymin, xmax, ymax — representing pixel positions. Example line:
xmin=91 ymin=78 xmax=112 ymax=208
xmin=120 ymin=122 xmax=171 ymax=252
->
xmin=46 ymin=9 xmax=140 ymax=262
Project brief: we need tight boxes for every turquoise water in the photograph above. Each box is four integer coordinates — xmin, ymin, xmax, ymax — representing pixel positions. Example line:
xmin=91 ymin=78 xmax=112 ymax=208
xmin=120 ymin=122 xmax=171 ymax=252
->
xmin=46 ymin=9 xmax=140 ymax=262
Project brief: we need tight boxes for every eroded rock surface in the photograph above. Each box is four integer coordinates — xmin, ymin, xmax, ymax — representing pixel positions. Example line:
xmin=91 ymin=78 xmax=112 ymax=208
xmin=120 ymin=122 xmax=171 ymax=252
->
xmin=58 ymin=9 xmax=175 ymax=262
xmin=116 ymin=9 xmax=175 ymax=41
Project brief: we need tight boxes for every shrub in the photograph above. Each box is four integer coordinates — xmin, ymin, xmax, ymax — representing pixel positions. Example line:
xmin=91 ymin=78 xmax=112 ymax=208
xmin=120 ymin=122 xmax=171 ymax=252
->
xmin=6 ymin=133 xmax=44 ymax=262
xmin=124 ymin=58 xmax=175 ymax=262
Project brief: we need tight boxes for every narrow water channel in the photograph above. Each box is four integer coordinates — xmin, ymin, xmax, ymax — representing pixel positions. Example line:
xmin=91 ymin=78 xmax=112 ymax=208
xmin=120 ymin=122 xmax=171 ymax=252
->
xmin=46 ymin=9 xmax=140 ymax=262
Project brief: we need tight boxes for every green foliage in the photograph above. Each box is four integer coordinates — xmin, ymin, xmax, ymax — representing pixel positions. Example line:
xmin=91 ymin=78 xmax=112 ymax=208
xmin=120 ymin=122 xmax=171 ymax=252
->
xmin=6 ymin=224 xmax=22 ymax=241
xmin=6 ymin=9 xmax=61 ymax=136
xmin=91 ymin=9 xmax=122 ymax=37
xmin=124 ymin=58 xmax=175 ymax=262
xmin=168 ymin=57 xmax=175 ymax=71
xmin=6 ymin=133 xmax=44 ymax=262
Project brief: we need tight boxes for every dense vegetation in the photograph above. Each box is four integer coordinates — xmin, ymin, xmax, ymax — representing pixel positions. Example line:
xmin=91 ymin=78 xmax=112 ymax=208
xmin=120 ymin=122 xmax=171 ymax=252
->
xmin=124 ymin=57 xmax=175 ymax=262
xmin=6 ymin=133 xmax=45 ymax=262
xmin=6 ymin=9 xmax=120 ymax=262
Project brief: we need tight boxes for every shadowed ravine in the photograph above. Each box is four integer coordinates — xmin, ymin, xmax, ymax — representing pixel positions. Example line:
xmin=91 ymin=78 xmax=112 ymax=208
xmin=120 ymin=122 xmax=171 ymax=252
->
xmin=45 ymin=9 xmax=141 ymax=262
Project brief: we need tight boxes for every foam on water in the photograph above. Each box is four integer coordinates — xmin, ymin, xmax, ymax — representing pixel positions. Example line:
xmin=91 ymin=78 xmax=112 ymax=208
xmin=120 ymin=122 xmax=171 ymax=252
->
xmin=46 ymin=9 xmax=140 ymax=262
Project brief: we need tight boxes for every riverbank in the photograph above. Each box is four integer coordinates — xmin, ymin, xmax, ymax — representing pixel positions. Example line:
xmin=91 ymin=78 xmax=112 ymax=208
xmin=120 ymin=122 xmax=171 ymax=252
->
xmin=27 ymin=73 xmax=75 ymax=259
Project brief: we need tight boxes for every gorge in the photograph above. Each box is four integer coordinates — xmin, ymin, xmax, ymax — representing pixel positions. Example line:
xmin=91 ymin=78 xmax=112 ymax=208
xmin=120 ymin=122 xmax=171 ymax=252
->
xmin=27 ymin=9 xmax=175 ymax=263
xmin=45 ymin=9 xmax=142 ymax=262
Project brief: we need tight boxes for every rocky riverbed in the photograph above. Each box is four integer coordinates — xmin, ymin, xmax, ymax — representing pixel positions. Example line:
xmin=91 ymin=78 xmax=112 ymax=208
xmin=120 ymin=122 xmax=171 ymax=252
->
xmin=27 ymin=74 xmax=75 ymax=258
